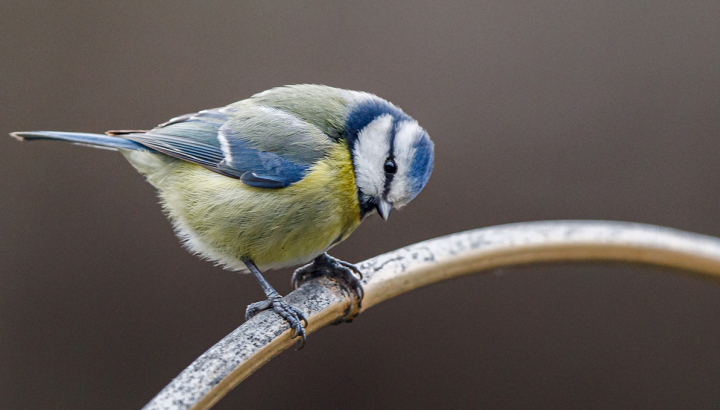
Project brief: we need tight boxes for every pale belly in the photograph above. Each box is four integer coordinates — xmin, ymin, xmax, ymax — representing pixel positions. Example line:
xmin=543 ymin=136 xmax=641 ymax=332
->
xmin=123 ymin=147 xmax=361 ymax=272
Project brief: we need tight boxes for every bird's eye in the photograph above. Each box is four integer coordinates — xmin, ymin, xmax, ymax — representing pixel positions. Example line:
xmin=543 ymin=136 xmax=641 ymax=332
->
xmin=384 ymin=159 xmax=397 ymax=174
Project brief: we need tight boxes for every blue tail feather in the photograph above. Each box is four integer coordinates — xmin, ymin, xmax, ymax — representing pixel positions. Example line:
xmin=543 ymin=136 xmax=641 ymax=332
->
xmin=10 ymin=131 xmax=150 ymax=151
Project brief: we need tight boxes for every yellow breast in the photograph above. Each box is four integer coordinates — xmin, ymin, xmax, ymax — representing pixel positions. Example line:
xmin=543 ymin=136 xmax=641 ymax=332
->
xmin=126 ymin=143 xmax=362 ymax=271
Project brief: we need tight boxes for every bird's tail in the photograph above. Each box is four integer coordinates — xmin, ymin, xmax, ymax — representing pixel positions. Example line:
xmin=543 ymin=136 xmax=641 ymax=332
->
xmin=10 ymin=131 xmax=148 ymax=151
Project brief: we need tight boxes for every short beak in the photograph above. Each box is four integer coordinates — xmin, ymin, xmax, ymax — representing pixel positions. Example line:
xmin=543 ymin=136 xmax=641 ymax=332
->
xmin=376 ymin=200 xmax=392 ymax=220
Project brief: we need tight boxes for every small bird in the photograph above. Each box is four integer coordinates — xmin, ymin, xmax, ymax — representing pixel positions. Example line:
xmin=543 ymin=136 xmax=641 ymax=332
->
xmin=11 ymin=84 xmax=434 ymax=346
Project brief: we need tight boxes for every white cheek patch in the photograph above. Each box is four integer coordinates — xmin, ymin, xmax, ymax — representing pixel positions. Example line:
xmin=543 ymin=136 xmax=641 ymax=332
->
xmin=353 ymin=114 xmax=393 ymax=199
xmin=387 ymin=120 xmax=424 ymax=208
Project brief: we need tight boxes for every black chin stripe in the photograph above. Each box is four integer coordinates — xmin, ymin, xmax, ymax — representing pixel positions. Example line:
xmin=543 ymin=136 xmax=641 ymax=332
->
xmin=358 ymin=196 xmax=377 ymax=220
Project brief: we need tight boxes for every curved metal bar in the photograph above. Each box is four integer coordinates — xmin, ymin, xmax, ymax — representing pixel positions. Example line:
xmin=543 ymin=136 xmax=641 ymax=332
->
xmin=143 ymin=220 xmax=720 ymax=410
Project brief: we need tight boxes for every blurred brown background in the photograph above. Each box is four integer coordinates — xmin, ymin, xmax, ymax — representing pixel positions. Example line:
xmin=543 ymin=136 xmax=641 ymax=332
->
xmin=1 ymin=1 xmax=719 ymax=409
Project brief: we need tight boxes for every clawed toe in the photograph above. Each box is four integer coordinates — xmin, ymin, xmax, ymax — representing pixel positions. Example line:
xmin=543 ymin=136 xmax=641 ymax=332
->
xmin=290 ymin=253 xmax=364 ymax=317
xmin=242 ymin=258 xmax=310 ymax=348
xmin=337 ymin=259 xmax=363 ymax=280
xmin=291 ymin=253 xmax=364 ymax=293
xmin=274 ymin=301 xmax=307 ymax=349
xmin=290 ymin=264 xmax=312 ymax=290
xmin=245 ymin=294 xmax=308 ymax=348
xmin=245 ymin=299 xmax=272 ymax=320
xmin=242 ymin=253 xmax=363 ymax=350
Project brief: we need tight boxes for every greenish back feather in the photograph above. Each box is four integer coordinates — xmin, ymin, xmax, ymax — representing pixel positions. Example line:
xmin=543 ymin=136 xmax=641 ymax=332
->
xmin=225 ymin=101 xmax=334 ymax=164
xmin=248 ymin=84 xmax=362 ymax=140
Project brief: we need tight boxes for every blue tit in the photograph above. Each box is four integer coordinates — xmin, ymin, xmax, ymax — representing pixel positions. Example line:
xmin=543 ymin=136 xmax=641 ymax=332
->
xmin=11 ymin=84 xmax=435 ymax=345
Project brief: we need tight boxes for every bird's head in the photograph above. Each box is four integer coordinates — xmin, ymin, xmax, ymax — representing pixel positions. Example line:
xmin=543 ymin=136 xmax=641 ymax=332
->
xmin=345 ymin=97 xmax=435 ymax=220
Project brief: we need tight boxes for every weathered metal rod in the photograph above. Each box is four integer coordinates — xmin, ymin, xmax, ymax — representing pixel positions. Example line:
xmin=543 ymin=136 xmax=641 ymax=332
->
xmin=143 ymin=220 xmax=720 ymax=410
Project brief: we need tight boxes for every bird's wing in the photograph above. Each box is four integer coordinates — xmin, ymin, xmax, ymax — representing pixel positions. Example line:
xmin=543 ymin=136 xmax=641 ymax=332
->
xmin=114 ymin=104 xmax=334 ymax=189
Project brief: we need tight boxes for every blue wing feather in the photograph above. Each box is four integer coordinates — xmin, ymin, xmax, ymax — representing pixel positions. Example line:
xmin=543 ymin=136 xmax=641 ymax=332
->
xmin=215 ymin=123 xmax=310 ymax=186
xmin=239 ymin=172 xmax=292 ymax=189
xmin=121 ymin=107 xmax=311 ymax=188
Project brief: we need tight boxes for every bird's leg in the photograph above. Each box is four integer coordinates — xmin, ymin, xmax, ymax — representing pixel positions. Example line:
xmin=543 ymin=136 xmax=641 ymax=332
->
xmin=243 ymin=258 xmax=308 ymax=348
xmin=291 ymin=253 xmax=364 ymax=312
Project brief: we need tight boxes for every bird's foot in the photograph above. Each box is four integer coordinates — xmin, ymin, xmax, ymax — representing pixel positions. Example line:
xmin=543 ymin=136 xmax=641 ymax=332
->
xmin=246 ymin=292 xmax=308 ymax=348
xmin=291 ymin=253 xmax=364 ymax=318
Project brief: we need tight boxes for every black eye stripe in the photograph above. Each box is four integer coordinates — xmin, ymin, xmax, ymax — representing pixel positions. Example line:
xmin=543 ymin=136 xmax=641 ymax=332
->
xmin=381 ymin=119 xmax=399 ymax=199
xmin=384 ymin=159 xmax=397 ymax=174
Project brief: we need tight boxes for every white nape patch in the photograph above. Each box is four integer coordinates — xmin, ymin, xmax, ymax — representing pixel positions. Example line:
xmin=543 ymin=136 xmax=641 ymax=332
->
xmin=353 ymin=114 xmax=394 ymax=200
xmin=386 ymin=120 xmax=424 ymax=208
